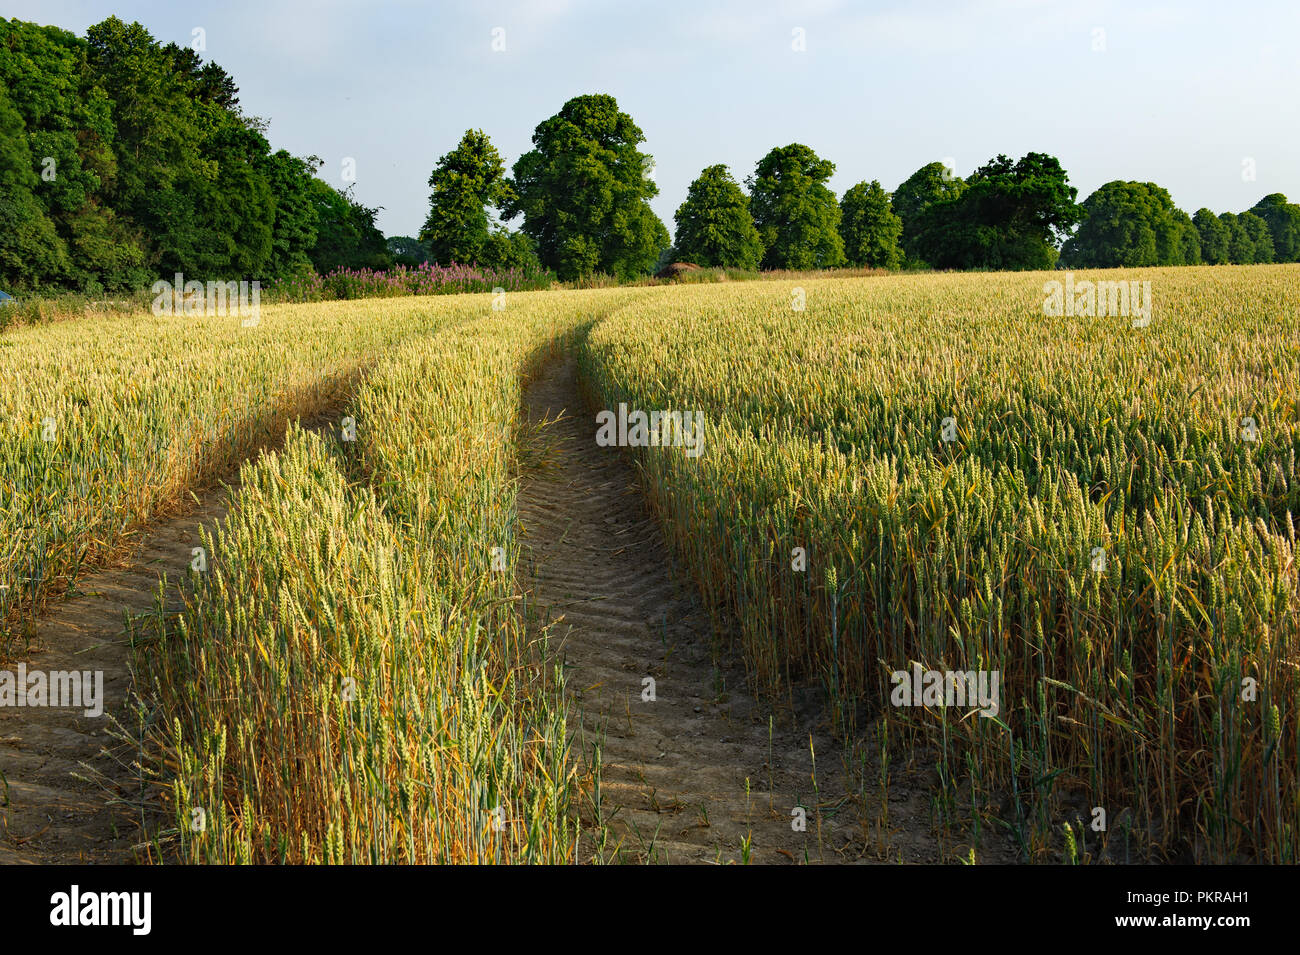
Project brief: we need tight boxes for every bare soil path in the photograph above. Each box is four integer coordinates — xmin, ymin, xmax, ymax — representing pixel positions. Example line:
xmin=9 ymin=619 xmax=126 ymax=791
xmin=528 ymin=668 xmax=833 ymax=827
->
xmin=0 ymin=414 xmax=337 ymax=865
xmin=0 ymin=493 xmax=232 ymax=864
xmin=2 ymin=359 xmax=1012 ymax=867
xmin=519 ymin=357 xmax=875 ymax=864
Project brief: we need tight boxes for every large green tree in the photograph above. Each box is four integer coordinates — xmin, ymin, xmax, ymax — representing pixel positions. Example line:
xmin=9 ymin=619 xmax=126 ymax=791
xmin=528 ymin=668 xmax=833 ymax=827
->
xmin=0 ymin=18 xmax=145 ymax=290
xmin=84 ymin=18 xmax=208 ymax=272
xmin=261 ymin=149 xmax=321 ymax=277
xmin=672 ymin=164 xmax=763 ymax=269
xmin=0 ymin=82 xmax=72 ymax=287
xmin=1247 ymin=194 xmax=1298 ymax=262
xmin=481 ymin=229 xmax=544 ymax=272
xmin=0 ymin=15 xmax=344 ymax=289
xmin=1218 ymin=213 xmax=1255 ymax=264
xmin=307 ymin=180 xmax=390 ymax=273
xmin=503 ymin=94 xmax=667 ymax=280
xmin=1194 ymin=206 xmax=1276 ymax=265
xmin=911 ymin=152 xmax=1080 ymax=271
xmin=1239 ymin=210 xmax=1275 ymax=263
xmin=747 ymin=143 xmax=845 ymax=270
xmin=838 ymin=180 xmax=903 ymax=269
xmin=81 ymin=17 xmax=309 ymax=280
xmin=1193 ymin=208 xmax=1229 ymax=264
xmin=419 ymin=129 xmax=512 ymax=266
xmin=1060 ymin=181 xmax=1199 ymax=267
xmin=893 ymin=161 xmax=966 ymax=262
xmin=1164 ymin=209 xmax=1201 ymax=265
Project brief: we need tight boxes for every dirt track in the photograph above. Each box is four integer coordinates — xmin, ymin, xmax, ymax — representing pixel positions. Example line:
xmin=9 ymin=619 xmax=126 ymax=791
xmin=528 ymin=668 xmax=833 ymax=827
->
xmin=0 ymin=490 xmax=231 ymax=864
xmin=0 ymin=414 xmax=339 ymax=864
xmin=2 ymin=356 xmax=1009 ymax=865
xmin=518 ymin=356 xmax=878 ymax=863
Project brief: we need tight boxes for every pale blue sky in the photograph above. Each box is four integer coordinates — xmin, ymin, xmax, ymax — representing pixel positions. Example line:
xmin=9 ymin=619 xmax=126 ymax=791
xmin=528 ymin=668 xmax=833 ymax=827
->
xmin=13 ymin=0 xmax=1299 ymax=238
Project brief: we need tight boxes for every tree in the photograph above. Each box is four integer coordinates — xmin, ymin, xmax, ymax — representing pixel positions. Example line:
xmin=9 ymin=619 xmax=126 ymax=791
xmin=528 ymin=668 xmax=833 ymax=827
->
xmin=83 ymin=16 xmax=283 ymax=280
xmin=193 ymin=119 xmax=275 ymax=277
xmin=503 ymin=94 xmax=668 ymax=280
xmin=1166 ymin=208 xmax=1202 ymax=265
xmin=419 ymin=129 xmax=512 ymax=265
xmin=1239 ymin=210 xmax=1275 ymax=263
xmin=0 ymin=14 xmax=386 ymax=289
xmin=1248 ymin=194 xmax=1300 ymax=262
xmin=0 ymin=18 xmax=145 ymax=290
xmin=481 ymin=228 xmax=544 ymax=272
xmin=1193 ymin=208 xmax=1229 ymax=264
xmin=0 ymin=82 xmax=72 ymax=287
xmin=838 ymin=180 xmax=903 ymax=269
xmin=161 ymin=42 xmax=239 ymax=109
xmin=911 ymin=152 xmax=1080 ymax=271
xmin=672 ymin=164 xmax=763 ymax=269
xmin=84 ymin=18 xmax=207 ymax=269
xmin=1218 ymin=212 xmax=1255 ymax=264
xmin=307 ymin=180 xmax=390 ymax=273
xmin=893 ymin=162 xmax=965 ymax=262
xmin=387 ymin=236 xmax=428 ymax=267
xmin=262 ymin=149 xmax=321 ymax=278
xmin=747 ymin=143 xmax=844 ymax=270
xmin=1060 ymin=181 xmax=1199 ymax=268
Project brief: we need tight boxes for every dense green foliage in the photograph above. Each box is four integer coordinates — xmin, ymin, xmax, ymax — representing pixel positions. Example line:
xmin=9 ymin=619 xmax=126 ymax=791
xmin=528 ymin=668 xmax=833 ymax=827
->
xmin=747 ymin=143 xmax=845 ymax=270
xmin=480 ymin=228 xmax=543 ymax=271
xmin=672 ymin=164 xmax=763 ymax=270
xmin=1060 ymin=181 xmax=1200 ymax=267
xmin=306 ymin=180 xmax=390 ymax=274
xmin=1064 ymin=185 xmax=1291 ymax=270
xmin=838 ymin=180 xmax=903 ymax=269
xmin=4 ymin=13 xmax=1296 ymax=294
xmin=0 ymin=16 xmax=385 ymax=292
xmin=503 ymin=94 xmax=668 ymax=281
xmin=911 ymin=152 xmax=1080 ymax=270
xmin=892 ymin=161 xmax=966 ymax=262
xmin=1249 ymin=194 xmax=1300 ymax=262
xmin=1193 ymin=208 xmax=1230 ymax=264
xmin=1233 ymin=211 xmax=1275 ymax=263
xmin=1192 ymin=209 xmax=1276 ymax=266
xmin=418 ymin=128 xmax=532 ymax=270
xmin=387 ymin=236 xmax=428 ymax=267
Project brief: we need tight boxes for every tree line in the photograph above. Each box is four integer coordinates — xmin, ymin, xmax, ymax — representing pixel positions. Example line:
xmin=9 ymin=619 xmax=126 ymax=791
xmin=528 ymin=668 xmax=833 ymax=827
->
xmin=0 ymin=16 xmax=389 ymax=293
xmin=4 ymin=16 xmax=1298 ymax=293
xmin=406 ymin=94 xmax=1300 ymax=280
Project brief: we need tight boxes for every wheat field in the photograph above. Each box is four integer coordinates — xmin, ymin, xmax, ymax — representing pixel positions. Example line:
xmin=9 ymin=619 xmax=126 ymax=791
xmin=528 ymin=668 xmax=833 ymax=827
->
xmin=2 ymin=267 xmax=1296 ymax=862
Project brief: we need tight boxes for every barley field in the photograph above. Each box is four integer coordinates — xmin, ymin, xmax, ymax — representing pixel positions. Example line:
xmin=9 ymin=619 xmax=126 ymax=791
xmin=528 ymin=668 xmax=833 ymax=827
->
xmin=2 ymin=266 xmax=1296 ymax=863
